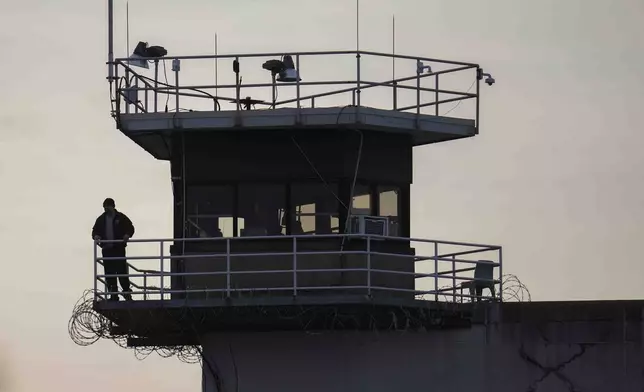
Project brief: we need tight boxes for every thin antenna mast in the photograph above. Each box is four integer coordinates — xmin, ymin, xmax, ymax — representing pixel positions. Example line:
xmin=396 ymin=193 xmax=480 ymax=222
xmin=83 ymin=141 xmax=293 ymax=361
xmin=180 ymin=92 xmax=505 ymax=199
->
xmin=107 ymin=0 xmax=114 ymax=82
xmin=356 ymin=0 xmax=360 ymax=51
xmin=392 ymin=15 xmax=395 ymax=80
xmin=126 ymin=1 xmax=130 ymax=57
xmin=215 ymin=33 xmax=218 ymax=97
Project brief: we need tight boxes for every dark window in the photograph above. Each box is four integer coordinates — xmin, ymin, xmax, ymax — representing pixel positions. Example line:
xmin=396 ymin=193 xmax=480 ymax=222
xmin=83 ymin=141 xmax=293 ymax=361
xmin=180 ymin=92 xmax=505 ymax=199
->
xmin=291 ymin=183 xmax=340 ymax=235
xmin=186 ymin=185 xmax=235 ymax=238
xmin=238 ymin=184 xmax=286 ymax=236
xmin=378 ymin=185 xmax=400 ymax=236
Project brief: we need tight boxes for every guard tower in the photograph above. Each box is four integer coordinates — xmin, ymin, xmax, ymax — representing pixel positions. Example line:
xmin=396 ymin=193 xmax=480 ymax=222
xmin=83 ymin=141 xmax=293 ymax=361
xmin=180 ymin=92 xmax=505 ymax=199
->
xmin=89 ymin=2 xmax=503 ymax=391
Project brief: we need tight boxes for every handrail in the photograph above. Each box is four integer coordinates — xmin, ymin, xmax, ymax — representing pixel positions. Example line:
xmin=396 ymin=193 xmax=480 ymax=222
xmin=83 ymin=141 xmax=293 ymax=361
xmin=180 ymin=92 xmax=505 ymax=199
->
xmin=110 ymin=50 xmax=481 ymax=126
xmin=92 ymin=234 xmax=502 ymax=304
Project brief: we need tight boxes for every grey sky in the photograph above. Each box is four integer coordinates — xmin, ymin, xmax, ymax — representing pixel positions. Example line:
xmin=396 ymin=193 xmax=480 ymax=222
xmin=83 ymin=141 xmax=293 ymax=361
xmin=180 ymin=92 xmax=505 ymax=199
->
xmin=0 ymin=0 xmax=643 ymax=391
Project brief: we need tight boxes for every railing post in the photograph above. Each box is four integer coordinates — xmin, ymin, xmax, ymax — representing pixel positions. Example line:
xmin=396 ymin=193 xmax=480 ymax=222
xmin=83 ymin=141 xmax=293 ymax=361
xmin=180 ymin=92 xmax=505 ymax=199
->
xmin=355 ymin=52 xmax=362 ymax=113
xmin=124 ymin=68 xmax=130 ymax=114
xmin=93 ymin=240 xmax=98 ymax=301
xmin=293 ymin=236 xmax=297 ymax=297
xmin=416 ymin=66 xmax=421 ymax=117
xmin=451 ymin=255 xmax=456 ymax=302
xmin=296 ymin=55 xmax=301 ymax=110
xmin=160 ymin=240 xmax=164 ymax=300
xmin=366 ymin=235 xmax=371 ymax=297
xmin=434 ymin=242 xmax=439 ymax=302
xmin=435 ymin=74 xmax=439 ymax=116
xmin=154 ymin=60 xmax=159 ymax=113
xmin=143 ymin=272 xmax=147 ymax=301
xmin=498 ymin=247 xmax=503 ymax=302
xmin=174 ymin=60 xmax=180 ymax=113
xmin=393 ymin=81 xmax=398 ymax=110
xmin=226 ymin=238 xmax=231 ymax=298
xmin=134 ymin=78 xmax=139 ymax=114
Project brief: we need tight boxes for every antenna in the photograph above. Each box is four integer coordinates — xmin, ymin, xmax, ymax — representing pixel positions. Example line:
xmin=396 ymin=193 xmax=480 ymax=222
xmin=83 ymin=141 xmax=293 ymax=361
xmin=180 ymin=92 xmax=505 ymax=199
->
xmin=126 ymin=1 xmax=130 ymax=57
xmin=356 ymin=0 xmax=360 ymax=51
xmin=107 ymin=0 xmax=114 ymax=81
xmin=215 ymin=33 xmax=218 ymax=97
xmin=392 ymin=15 xmax=395 ymax=81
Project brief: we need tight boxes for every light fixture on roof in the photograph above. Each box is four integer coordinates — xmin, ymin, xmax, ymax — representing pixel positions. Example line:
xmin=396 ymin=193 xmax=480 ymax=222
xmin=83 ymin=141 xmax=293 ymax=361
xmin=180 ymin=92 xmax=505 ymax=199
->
xmin=261 ymin=55 xmax=301 ymax=82
xmin=126 ymin=41 xmax=168 ymax=69
xmin=277 ymin=55 xmax=300 ymax=82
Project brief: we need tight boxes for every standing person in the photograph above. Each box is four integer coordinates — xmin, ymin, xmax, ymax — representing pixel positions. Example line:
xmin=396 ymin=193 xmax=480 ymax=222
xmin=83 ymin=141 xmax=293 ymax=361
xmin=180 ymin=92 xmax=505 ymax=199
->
xmin=91 ymin=198 xmax=135 ymax=301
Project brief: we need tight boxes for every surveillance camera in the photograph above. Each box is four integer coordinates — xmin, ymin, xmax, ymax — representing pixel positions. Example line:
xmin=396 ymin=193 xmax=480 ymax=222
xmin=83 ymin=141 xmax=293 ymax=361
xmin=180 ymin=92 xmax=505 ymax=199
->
xmin=485 ymin=76 xmax=495 ymax=86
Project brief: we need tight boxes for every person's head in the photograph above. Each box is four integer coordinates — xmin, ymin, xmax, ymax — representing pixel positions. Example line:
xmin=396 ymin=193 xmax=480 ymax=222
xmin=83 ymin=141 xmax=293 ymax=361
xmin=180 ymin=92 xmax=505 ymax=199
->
xmin=103 ymin=198 xmax=116 ymax=215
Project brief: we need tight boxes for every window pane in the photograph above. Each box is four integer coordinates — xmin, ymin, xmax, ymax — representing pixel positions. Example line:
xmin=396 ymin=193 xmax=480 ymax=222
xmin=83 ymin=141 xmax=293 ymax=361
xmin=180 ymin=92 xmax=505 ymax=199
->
xmin=378 ymin=186 xmax=400 ymax=236
xmin=291 ymin=183 xmax=340 ymax=235
xmin=351 ymin=184 xmax=371 ymax=215
xmin=238 ymin=184 xmax=286 ymax=236
xmin=186 ymin=185 xmax=234 ymax=238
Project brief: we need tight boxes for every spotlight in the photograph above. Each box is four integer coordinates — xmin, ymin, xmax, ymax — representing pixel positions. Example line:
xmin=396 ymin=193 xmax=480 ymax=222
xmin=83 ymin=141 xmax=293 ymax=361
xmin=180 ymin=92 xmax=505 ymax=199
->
xmin=261 ymin=55 xmax=301 ymax=82
xmin=277 ymin=55 xmax=300 ymax=82
xmin=126 ymin=41 xmax=168 ymax=69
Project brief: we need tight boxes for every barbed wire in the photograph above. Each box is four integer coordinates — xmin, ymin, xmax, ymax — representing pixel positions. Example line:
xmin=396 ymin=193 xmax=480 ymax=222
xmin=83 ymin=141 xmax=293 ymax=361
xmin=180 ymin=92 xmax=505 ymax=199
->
xmin=69 ymin=274 xmax=530 ymax=363
xmin=68 ymin=290 xmax=203 ymax=363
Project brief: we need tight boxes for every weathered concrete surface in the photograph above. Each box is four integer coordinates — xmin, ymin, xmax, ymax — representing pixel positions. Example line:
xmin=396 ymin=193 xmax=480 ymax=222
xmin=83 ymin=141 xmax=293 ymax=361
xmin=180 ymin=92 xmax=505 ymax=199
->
xmin=201 ymin=300 xmax=644 ymax=392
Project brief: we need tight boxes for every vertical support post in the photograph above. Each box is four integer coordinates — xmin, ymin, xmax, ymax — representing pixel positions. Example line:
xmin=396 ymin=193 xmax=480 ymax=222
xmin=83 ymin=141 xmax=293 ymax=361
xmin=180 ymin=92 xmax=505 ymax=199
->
xmin=154 ymin=60 xmax=159 ymax=113
xmin=416 ymin=68 xmax=421 ymax=116
xmin=295 ymin=55 xmax=301 ymax=110
xmin=451 ymin=255 xmax=456 ymax=302
xmin=393 ymin=82 xmax=398 ymax=110
xmin=366 ymin=235 xmax=371 ymax=297
xmin=226 ymin=238 xmax=231 ymax=298
xmin=174 ymin=62 xmax=180 ymax=113
xmin=475 ymin=68 xmax=481 ymax=134
xmin=433 ymin=242 xmax=439 ymax=302
xmin=144 ymin=83 xmax=149 ymax=113
xmin=235 ymin=56 xmax=240 ymax=112
xmin=143 ymin=273 xmax=147 ymax=300
xmin=293 ymin=236 xmax=297 ymax=296
xmin=355 ymin=53 xmax=361 ymax=119
xmin=93 ymin=240 xmax=98 ymax=300
xmin=124 ymin=69 xmax=130 ymax=114
xmin=114 ymin=65 xmax=120 ymax=114
xmin=435 ymin=74 xmax=439 ymax=116
xmin=160 ymin=240 xmax=165 ymax=300
xmin=498 ymin=247 xmax=503 ymax=302
xmin=311 ymin=97 xmax=315 ymax=108
xmin=134 ymin=78 xmax=139 ymax=114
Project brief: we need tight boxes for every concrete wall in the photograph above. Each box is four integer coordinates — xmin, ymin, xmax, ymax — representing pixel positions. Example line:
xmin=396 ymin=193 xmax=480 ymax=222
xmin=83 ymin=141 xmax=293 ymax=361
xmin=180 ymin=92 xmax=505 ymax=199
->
xmin=200 ymin=303 xmax=644 ymax=392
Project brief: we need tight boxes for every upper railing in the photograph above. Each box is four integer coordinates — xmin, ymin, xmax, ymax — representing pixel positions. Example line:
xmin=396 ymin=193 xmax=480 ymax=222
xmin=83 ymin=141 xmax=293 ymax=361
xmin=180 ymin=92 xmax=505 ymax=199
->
xmin=110 ymin=50 xmax=482 ymax=126
xmin=93 ymin=234 xmax=502 ymax=304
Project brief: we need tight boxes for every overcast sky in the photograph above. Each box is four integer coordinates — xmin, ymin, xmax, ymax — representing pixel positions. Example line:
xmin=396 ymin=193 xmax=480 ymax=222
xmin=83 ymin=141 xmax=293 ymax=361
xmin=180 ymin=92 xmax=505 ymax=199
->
xmin=0 ymin=0 xmax=643 ymax=391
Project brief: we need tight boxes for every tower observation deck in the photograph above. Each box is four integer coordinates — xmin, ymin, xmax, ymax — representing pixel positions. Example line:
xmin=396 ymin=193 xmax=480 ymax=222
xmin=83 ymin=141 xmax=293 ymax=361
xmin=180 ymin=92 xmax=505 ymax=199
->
xmin=94 ymin=43 xmax=502 ymax=346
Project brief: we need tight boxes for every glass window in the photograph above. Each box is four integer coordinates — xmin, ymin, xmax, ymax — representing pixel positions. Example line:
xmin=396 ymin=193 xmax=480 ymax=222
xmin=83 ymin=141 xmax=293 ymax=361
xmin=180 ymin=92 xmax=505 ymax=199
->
xmin=350 ymin=184 xmax=371 ymax=216
xmin=378 ymin=186 xmax=400 ymax=236
xmin=291 ymin=183 xmax=340 ymax=235
xmin=186 ymin=185 xmax=234 ymax=238
xmin=238 ymin=184 xmax=286 ymax=236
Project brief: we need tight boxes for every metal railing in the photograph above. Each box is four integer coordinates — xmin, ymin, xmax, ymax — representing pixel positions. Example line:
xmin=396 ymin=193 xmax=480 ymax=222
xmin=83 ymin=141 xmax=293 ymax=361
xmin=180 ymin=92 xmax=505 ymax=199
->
xmin=110 ymin=50 xmax=481 ymax=126
xmin=93 ymin=234 xmax=502 ymax=304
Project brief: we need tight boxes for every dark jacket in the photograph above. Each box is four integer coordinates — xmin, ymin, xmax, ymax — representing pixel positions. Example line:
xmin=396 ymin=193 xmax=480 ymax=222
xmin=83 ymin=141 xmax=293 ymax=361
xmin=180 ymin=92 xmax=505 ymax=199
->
xmin=91 ymin=211 xmax=135 ymax=248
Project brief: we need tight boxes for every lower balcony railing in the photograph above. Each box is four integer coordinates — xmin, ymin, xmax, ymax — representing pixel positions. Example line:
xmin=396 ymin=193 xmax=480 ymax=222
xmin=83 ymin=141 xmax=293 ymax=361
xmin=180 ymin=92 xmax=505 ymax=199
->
xmin=93 ymin=234 xmax=502 ymax=304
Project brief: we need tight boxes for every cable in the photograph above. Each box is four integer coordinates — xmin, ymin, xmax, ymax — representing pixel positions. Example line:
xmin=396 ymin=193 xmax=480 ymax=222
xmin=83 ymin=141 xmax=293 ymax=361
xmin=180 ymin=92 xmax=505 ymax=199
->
xmin=441 ymin=80 xmax=476 ymax=116
xmin=163 ymin=59 xmax=170 ymax=112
